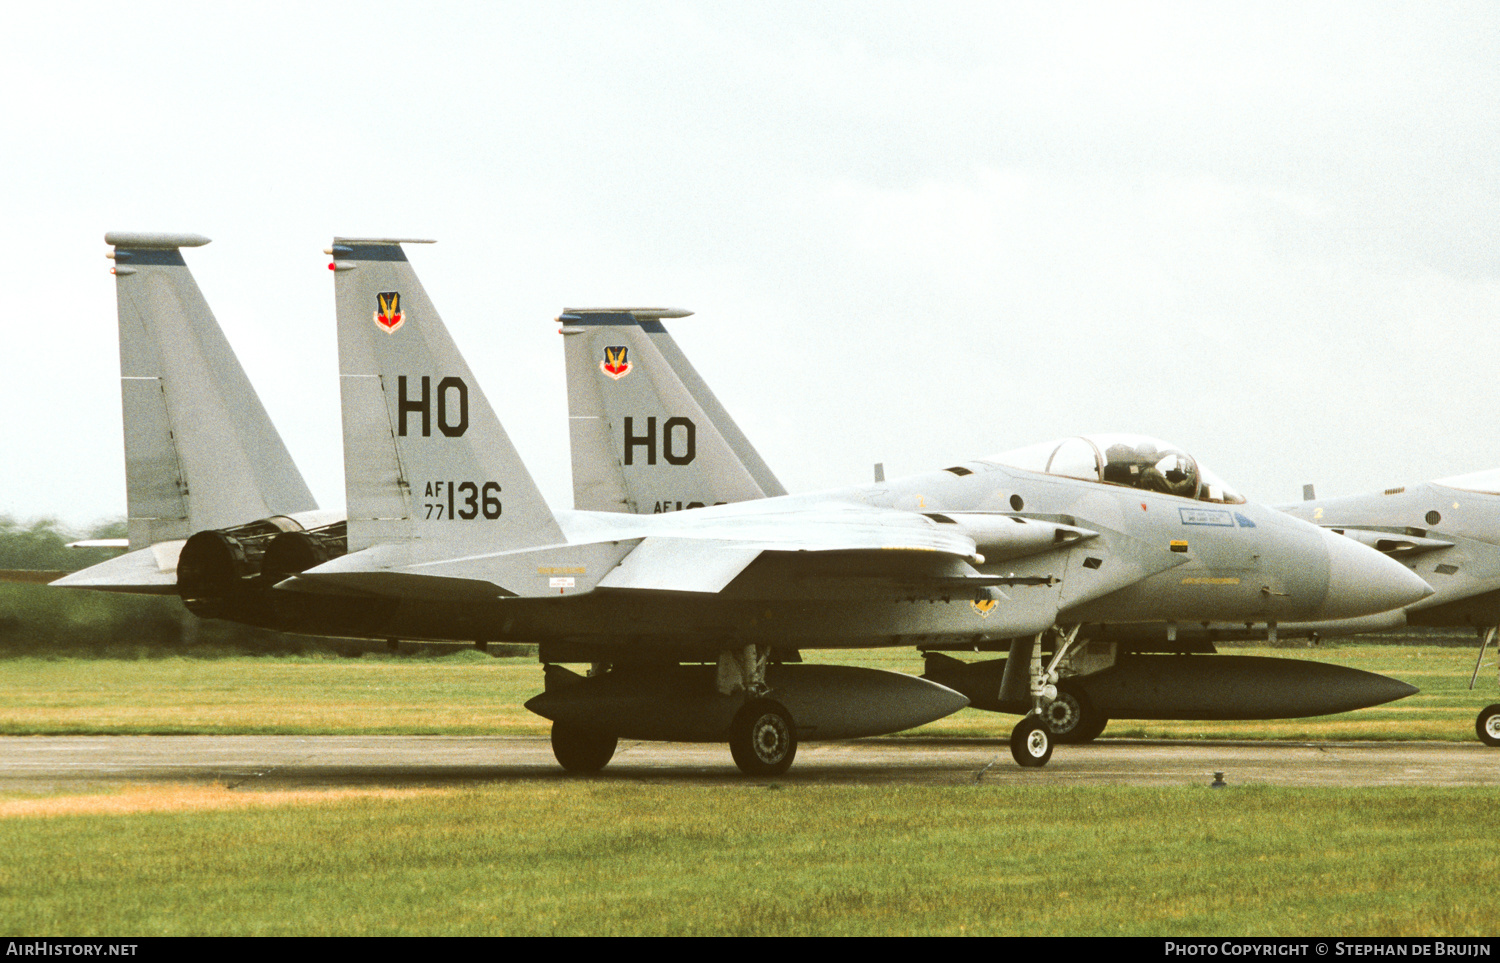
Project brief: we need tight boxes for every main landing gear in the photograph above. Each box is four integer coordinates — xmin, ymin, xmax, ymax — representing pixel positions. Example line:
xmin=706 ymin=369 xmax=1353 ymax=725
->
xmin=728 ymin=698 xmax=798 ymax=775
xmin=721 ymin=645 xmax=797 ymax=775
xmin=541 ymin=646 xmax=801 ymax=777
xmin=1043 ymin=683 xmax=1110 ymax=744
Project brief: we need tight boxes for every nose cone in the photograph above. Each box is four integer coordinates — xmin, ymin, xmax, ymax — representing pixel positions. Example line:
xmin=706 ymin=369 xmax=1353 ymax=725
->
xmin=1316 ymin=529 xmax=1433 ymax=620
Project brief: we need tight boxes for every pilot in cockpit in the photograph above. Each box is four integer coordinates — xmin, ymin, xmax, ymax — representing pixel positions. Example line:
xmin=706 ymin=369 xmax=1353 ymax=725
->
xmin=988 ymin=434 xmax=1243 ymax=505
xmin=1103 ymin=440 xmax=1199 ymax=498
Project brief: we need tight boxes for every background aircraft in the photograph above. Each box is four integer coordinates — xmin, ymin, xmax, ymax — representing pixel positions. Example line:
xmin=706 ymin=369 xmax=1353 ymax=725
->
xmin=52 ymin=233 xmax=347 ymax=623
xmin=58 ymin=235 xmax=1430 ymax=773
xmin=1281 ymin=473 xmax=1500 ymax=747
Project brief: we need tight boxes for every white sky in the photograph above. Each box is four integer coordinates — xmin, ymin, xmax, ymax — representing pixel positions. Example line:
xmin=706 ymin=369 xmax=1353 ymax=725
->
xmin=3 ymin=1 xmax=1498 ymax=528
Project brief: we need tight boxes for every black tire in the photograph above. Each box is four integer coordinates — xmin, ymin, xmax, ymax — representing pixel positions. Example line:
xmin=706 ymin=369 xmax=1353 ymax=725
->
xmin=1010 ymin=715 xmax=1053 ymax=768
xmin=550 ymin=722 xmax=618 ymax=773
xmin=1043 ymin=685 xmax=1108 ymax=744
xmin=729 ymin=699 xmax=798 ymax=776
xmin=1477 ymin=705 xmax=1500 ymax=747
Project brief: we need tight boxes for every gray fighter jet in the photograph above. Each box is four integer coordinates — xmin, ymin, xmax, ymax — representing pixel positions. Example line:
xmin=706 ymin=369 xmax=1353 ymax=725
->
xmin=277 ymin=239 xmax=1428 ymax=772
xmin=556 ymin=309 xmax=1428 ymax=747
xmin=1280 ymin=473 xmax=1500 ymax=747
xmin=58 ymin=235 xmax=1430 ymax=774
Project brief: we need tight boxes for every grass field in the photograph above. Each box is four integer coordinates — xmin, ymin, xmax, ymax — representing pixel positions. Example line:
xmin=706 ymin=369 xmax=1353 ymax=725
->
xmin=0 ymin=640 xmax=1492 ymax=741
xmin=1 ymin=783 xmax=1495 ymax=936
xmin=1 ymin=640 xmax=1496 ymax=936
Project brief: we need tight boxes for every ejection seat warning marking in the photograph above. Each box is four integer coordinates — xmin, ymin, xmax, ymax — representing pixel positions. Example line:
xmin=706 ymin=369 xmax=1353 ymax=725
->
xmin=1179 ymin=507 xmax=1234 ymax=527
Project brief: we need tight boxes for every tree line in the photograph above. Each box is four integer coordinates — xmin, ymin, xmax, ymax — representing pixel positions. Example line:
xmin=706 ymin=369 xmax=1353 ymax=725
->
xmin=0 ymin=517 xmax=350 ymax=657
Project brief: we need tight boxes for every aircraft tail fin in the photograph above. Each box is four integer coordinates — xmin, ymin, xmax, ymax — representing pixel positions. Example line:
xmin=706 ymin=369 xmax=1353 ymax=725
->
xmin=330 ymin=239 xmax=563 ymax=555
xmin=559 ymin=309 xmax=785 ymax=513
xmin=106 ymin=232 xmax=317 ymax=552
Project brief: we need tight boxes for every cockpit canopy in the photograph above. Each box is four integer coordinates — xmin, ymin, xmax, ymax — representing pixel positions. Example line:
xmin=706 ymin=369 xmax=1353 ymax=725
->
xmin=985 ymin=434 xmax=1245 ymax=504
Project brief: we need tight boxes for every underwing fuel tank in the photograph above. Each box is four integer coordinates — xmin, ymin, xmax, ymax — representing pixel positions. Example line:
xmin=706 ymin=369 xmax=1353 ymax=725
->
xmin=923 ymin=652 xmax=1417 ymax=720
xmin=525 ymin=664 xmax=969 ymax=741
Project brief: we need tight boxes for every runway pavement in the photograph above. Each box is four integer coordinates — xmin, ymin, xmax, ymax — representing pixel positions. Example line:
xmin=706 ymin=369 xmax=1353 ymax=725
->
xmin=0 ymin=735 xmax=1494 ymax=791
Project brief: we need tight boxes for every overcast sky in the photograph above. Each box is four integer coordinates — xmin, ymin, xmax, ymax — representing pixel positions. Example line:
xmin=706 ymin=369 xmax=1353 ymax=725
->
xmin=4 ymin=2 xmax=1498 ymax=528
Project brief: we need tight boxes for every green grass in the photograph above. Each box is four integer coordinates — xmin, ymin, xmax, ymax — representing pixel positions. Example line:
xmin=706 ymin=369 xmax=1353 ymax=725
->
xmin=0 ymin=641 xmax=1493 ymax=740
xmin=0 ymin=650 xmax=543 ymax=735
xmin=2 ymin=642 xmax=1495 ymax=936
xmin=0 ymin=784 xmax=1493 ymax=936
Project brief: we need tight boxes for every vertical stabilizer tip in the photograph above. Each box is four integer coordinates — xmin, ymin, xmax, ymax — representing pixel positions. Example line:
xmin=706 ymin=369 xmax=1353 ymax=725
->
xmin=104 ymin=232 xmax=212 ymax=249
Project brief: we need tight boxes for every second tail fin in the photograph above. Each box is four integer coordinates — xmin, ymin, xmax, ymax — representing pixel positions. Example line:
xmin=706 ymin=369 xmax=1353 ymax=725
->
xmin=330 ymin=238 xmax=563 ymax=556
xmin=560 ymin=309 xmax=785 ymax=513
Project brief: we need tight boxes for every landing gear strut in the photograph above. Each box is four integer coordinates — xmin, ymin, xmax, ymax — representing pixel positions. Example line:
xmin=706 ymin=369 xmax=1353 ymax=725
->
xmin=1470 ymin=627 xmax=1499 ymax=748
xmin=720 ymin=645 xmax=798 ymax=775
xmin=1007 ymin=625 xmax=1083 ymax=767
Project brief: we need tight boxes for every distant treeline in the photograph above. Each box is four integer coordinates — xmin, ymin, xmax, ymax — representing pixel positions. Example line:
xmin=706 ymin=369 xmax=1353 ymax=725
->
xmin=0 ymin=517 xmax=377 ymax=657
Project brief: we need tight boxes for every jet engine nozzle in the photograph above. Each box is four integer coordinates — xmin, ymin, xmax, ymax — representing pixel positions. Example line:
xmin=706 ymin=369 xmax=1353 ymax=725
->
xmin=177 ymin=517 xmax=348 ymax=619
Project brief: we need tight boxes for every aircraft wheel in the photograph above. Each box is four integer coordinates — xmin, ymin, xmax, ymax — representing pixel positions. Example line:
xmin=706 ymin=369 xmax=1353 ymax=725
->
xmin=1477 ymin=705 xmax=1500 ymax=747
xmin=1043 ymin=685 xmax=1108 ymax=744
xmin=1010 ymin=715 xmax=1053 ymax=768
xmin=550 ymin=722 xmax=618 ymax=773
xmin=729 ymin=699 xmax=798 ymax=776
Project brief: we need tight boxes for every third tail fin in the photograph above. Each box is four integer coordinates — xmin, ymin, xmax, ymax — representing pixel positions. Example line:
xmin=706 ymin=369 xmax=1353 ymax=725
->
xmin=560 ymin=308 xmax=785 ymax=513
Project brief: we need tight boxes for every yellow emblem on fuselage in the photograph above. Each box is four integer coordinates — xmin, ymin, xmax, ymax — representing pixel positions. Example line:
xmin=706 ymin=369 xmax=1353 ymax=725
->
xmin=971 ymin=598 xmax=997 ymax=617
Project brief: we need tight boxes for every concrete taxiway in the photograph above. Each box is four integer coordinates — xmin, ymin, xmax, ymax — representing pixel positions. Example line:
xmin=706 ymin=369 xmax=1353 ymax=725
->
xmin=0 ymin=735 xmax=1493 ymax=791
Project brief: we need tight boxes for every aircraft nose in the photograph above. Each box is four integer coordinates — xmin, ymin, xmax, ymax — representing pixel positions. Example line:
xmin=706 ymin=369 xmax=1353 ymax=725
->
xmin=1316 ymin=528 xmax=1433 ymax=620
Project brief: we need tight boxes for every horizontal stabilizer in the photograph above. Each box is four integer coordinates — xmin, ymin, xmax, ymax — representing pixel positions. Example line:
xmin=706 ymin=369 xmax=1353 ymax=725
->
xmin=49 ymin=543 xmax=184 ymax=595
